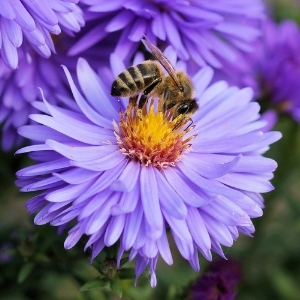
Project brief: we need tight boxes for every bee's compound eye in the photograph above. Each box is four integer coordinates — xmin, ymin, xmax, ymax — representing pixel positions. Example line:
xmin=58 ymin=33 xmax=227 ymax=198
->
xmin=177 ymin=103 xmax=190 ymax=115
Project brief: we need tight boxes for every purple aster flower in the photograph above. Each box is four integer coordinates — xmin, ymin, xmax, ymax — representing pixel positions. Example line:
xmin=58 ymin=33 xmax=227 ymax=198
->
xmin=214 ymin=18 xmax=300 ymax=123
xmin=189 ymin=259 xmax=242 ymax=300
xmin=0 ymin=30 xmax=110 ymax=151
xmin=0 ymin=47 xmax=73 ymax=151
xmin=71 ymin=0 xmax=264 ymax=69
xmin=0 ymin=242 xmax=14 ymax=264
xmin=258 ymin=19 xmax=300 ymax=122
xmin=16 ymin=51 xmax=281 ymax=287
xmin=0 ymin=0 xmax=84 ymax=69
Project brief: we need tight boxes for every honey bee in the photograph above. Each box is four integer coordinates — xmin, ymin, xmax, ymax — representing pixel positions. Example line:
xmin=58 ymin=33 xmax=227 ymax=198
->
xmin=111 ymin=36 xmax=198 ymax=121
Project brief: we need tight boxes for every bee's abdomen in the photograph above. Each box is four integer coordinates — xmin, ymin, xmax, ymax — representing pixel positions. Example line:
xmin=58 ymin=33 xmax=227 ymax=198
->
xmin=111 ymin=62 xmax=161 ymax=97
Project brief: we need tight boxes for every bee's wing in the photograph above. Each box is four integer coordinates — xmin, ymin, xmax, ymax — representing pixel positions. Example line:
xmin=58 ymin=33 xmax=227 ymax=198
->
xmin=142 ymin=36 xmax=182 ymax=90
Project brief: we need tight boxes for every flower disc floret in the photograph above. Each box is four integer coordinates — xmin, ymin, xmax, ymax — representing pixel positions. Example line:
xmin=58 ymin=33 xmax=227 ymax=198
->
xmin=115 ymin=100 xmax=195 ymax=169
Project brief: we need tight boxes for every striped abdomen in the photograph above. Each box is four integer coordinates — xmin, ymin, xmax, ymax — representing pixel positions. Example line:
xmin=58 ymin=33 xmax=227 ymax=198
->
xmin=111 ymin=61 xmax=162 ymax=97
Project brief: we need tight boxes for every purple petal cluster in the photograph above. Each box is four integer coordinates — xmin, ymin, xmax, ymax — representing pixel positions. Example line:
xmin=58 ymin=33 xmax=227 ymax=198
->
xmin=72 ymin=0 xmax=264 ymax=69
xmin=258 ymin=20 xmax=300 ymax=122
xmin=190 ymin=259 xmax=242 ymax=300
xmin=0 ymin=28 xmax=112 ymax=151
xmin=0 ymin=47 xmax=75 ymax=151
xmin=214 ymin=18 xmax=300 ymax=123
xmin=16 ymin=54 xmax=280 ymax=286
xmin=0 ymin=0 xmax=84 ymax=69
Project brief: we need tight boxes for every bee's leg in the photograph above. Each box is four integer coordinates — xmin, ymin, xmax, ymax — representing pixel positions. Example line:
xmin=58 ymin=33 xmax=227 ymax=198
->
xmin=184 ymin=118 xmax=194 ymax=131
xmin=138 ymin=78 xmax=162 ymax=109
xmin=129 ymin=95 xmax=138 ymax=106
xmin=173 ymin=117 xmax=193 ymax=131
xmin=172 ymin=118 xmax=184 ymax=131
xmin=138 ymin=94 xmax=148 ymax=110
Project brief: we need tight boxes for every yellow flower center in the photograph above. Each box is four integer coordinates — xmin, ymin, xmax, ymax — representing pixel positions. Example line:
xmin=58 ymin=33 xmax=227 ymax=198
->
xmin=114 ymin=99 xmax=196 ymax=169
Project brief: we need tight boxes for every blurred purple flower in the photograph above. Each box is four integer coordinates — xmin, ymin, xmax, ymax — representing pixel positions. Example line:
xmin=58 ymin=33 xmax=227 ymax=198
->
xmin=259 ymin=20 xmax=300 ymax=122
xmin=16 ymin=52 xmax=280 ymax=287
xmin=72 ymin=0 xmax=264 ymax=69
xmin=0 ymin=29 xmax=111 ymax=151
xmin=0 ymin=47 xmax=75 ymax=151
xmin=0 ymin=0 xmax=84 ymax=69
xmin=214 ymin=19 xmax=300 ymax=123
xmin=0 ymin=242 xmax=14 ymax=264
xmin=189 ymin=259 xmax=242 ymax=300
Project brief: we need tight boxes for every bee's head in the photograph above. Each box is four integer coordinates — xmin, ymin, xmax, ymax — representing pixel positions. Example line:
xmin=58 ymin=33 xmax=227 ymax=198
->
xmin=162 ymin=72 xmax=194 ymax=102
xmin=176 ymin=72 xmax=193 ymax=97
xmin=173 ymin=99 xmax=198 ymax=119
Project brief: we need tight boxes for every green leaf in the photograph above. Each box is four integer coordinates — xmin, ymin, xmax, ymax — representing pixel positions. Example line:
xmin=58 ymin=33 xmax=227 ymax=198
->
xmin=110 ymin=277 xmax=123 ymax=298
xmin=80 ymin=278 xmax=109 ymax=291
xmin=269 ymin=267 xmax=300 ymax=300
xmin=33 ymin=252 xmax=51 ymax=263
xmin=119 ymin=268 xmax=136 ymax=280
xmin=17 ymin=262 xmax=35 ymax=283
xmin=119 ymin=256 xmax=129 ymax=267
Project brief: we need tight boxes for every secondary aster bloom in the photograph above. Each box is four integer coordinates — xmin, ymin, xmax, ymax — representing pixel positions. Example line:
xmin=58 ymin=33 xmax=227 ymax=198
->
xmin=16 ymin=54 xmax=281 ymax=287
xmin=258 ymin=19 xmax=300 ymax=122
xmin=0 ymin=48 xmax=74 ymax=151
xmin=0 ymin=30 xmax=114 ymax=151
xmin=0 ymin=0 xmax=84 ymax=69
xmin=214 ymin=18 xmax=300 ymax=123
xmin=72 ymin=0 xmax=264 ymax=69
xmin=189 ymin=259 xmax=242 ymax=300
